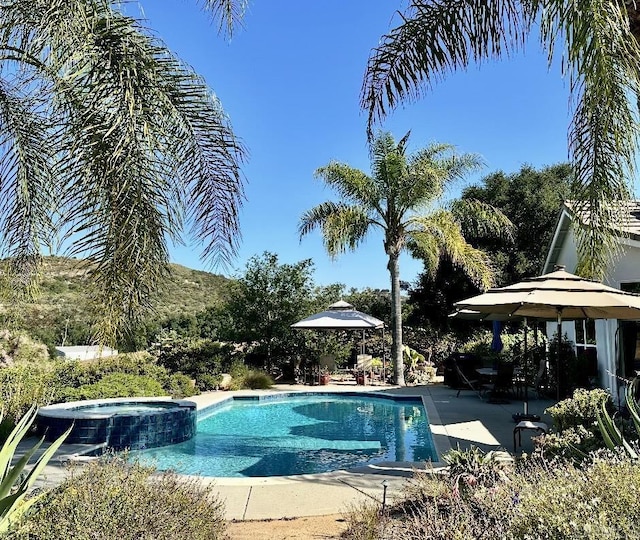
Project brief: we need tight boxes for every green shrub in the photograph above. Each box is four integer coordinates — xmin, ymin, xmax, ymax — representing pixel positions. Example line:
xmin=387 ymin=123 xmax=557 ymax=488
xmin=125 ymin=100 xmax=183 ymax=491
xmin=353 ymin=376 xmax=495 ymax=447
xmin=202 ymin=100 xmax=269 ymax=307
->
xmin=91 ymin=351 xmax=169 ymax=379
xmin=61 ymin=373 xmax=166 ymax=401
xmin=148 ymin=330 xmax=233 ymax=379
xmin=443 ymin=445 xmax=510 ymax=492
xmin=196 ymin=373 xmax=221 ymax=391
xmin=7 ymin=456 xmax=226 ymax=540
xmin=508 ymin=454 xmax=640 ymax=539
xmin=52 ymin=353 xmax=200 ymax=401
xmin=243 ymin=370 xmax=273 ymax=390
xmin=546 ymin=388 xmax=611 ymax=432
xmin=0 ymin=365 xmax=56 ymax=429
xmin=536 ymin=388 xmax=614 ymax=459
xmin=165 ymin=373 xmax=197 ymax=398
xmin=227 ymin=362 xmax=273 ymax=390
xmin=342 ymin=453 xmax=640 ymax=540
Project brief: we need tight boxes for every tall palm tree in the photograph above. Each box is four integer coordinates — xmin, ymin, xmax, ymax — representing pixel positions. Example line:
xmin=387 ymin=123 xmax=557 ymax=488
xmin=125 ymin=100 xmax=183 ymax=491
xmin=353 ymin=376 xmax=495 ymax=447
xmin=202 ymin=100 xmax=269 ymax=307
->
xmin=0 ymin=0 xmax=246 ymax=343
xmin=299 ymin=131 xmax=511 ymax=385
xmin=362 ymin=1 xmax=640 ymax=280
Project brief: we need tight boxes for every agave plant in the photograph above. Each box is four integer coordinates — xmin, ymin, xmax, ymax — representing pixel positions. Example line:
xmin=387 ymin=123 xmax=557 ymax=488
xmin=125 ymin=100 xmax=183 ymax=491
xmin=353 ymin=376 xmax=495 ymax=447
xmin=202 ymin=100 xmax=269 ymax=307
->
xmin=0 ymin=406 xmax=71 ymax=533
xmin=596 ymin=377 xmax=640 ymax=459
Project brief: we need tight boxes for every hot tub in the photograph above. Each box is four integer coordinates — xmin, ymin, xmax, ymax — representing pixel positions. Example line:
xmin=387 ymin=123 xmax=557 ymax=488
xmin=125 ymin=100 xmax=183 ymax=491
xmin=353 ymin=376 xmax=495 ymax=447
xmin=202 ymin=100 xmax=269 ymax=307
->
xmin=36 ymin=397 xmax=197 ymax=450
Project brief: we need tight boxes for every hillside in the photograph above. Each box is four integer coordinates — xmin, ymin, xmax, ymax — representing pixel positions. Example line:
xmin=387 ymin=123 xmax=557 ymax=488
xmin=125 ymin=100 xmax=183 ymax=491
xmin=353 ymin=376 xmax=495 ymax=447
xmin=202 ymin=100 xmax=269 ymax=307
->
xmin=2 ymin=256 xmax=234 ymax=347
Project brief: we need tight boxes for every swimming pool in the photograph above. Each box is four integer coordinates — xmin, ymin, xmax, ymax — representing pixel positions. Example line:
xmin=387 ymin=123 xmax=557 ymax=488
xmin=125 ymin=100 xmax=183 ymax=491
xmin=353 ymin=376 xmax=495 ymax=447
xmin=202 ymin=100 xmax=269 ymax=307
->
xmin=132 ymin=393 xmax=437 ymax=477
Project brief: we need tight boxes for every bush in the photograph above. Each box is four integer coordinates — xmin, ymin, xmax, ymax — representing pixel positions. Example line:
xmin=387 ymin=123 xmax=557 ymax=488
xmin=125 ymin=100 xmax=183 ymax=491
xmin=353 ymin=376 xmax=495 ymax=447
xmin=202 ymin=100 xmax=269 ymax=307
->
xmin=196 ymin=373 xmax=222 ymax=391
xmin=148 ymin=330 xmax=233 ymax=380
xmin=227 ymin=362 xmax=273 ymax=390
xmin=536 ymin=388 xmax=614 ymax=460
xmin=546 ymin=387 xmax=611 ymax=432
xmin=342 ymin=452 xmax=640 ymax=539
xmin=60 ymin=373 xmax=166 ymax=401
xmin=165 ymin=373 xmax=197 ymax=398
xmin=7 ymin=456 xmax=226 ymax=540
xmin=52 ymin=353 xmax=200 ymax=401
xmin=243 ymin=370 xmax=273 ymax=390
xmin=0 ymin=365 xmax=56 ymax=429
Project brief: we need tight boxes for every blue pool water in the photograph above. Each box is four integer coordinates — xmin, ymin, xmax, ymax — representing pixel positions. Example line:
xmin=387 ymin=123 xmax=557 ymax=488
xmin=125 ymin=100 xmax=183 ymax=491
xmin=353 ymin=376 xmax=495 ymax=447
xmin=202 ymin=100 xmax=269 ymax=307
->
xmin=131 ymin=393 xmax=437 ymax=477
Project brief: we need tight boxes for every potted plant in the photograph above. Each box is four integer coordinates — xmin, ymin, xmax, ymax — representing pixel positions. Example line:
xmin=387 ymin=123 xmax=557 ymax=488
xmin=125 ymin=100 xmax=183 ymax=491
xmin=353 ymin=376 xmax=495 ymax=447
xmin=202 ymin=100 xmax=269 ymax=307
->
xmin=319 ymin=368 xmax=331 ymax=385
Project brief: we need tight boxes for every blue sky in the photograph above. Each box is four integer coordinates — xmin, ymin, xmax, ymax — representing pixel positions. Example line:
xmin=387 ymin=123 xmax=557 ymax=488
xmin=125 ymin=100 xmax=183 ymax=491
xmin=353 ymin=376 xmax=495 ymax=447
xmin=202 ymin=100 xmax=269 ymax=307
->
xmin=138 ymin=1 xmax=571 ymax=290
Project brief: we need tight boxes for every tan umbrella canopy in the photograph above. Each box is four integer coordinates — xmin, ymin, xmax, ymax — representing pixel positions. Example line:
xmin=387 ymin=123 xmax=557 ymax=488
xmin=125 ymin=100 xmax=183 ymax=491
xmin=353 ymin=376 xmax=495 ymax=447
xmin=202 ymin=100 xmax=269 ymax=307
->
xmin=455 ymin=267 xmax=640 ymax=320
xmin=455 ymin=266 xmax=640 ymax=400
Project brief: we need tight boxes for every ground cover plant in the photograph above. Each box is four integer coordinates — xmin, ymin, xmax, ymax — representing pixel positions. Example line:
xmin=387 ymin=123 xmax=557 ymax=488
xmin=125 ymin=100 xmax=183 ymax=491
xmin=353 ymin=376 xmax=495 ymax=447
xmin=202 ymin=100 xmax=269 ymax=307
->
xmin=535 ymin=387 xmax=617 ymax=460
xmin=342 ymin=448 xmax=640 ymax=539
xmin=5 ymin=456 xmax=227 ymax=540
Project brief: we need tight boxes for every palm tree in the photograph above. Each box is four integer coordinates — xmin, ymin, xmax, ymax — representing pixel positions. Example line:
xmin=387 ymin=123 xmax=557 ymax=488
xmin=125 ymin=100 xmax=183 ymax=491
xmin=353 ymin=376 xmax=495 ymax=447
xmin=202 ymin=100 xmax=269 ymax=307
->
xmin=0 ymin=0 xmax=246 ymax=343
xmin=362 ymin=1 xmax=640 ymax=280
xmin=299 ymin=131 xmax=511 ymax=385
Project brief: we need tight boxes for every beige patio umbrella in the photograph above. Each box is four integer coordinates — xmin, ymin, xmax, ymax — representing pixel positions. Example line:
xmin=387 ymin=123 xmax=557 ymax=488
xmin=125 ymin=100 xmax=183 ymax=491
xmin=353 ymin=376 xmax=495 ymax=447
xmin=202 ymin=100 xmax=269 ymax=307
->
xmin=454 ymin=266 xmax=640 ymax=400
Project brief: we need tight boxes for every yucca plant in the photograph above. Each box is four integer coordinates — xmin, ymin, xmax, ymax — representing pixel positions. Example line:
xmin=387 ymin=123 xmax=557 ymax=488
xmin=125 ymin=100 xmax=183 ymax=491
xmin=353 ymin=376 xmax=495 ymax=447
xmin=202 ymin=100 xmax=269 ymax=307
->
xmin=596 ymin=377 xmax=640 ymax=459
xmin=0 ymin=406 xmax=71 ymax=533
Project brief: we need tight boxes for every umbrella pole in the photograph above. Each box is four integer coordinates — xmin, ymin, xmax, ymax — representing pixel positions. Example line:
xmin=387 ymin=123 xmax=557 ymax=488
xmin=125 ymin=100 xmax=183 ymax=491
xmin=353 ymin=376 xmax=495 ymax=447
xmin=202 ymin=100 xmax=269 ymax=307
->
xmin=382 ymin=327 xmax=386 ymax=382
xmin=523 ymin=317 xmax=528 ymax=415
xmin=557 ymin=309 xmax=562 ymax=401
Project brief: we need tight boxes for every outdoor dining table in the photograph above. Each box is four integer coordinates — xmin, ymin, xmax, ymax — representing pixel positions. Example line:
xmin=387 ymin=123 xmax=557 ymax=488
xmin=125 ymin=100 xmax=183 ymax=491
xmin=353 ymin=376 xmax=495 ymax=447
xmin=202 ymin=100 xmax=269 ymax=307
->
xmin=476 ymin=367 xmax=498 ymax=378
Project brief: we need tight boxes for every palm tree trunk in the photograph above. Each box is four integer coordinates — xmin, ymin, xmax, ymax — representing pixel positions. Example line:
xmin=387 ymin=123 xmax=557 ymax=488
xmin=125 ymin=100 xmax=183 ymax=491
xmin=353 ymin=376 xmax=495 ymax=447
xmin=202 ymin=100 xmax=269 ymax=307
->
xmin=388 ymin=252 xmax=405 ymax=385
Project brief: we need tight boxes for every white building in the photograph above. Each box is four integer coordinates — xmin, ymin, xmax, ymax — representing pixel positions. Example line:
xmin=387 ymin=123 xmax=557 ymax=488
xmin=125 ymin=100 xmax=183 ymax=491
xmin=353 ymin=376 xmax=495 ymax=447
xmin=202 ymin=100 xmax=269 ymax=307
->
xmin=544 ymin=201 xmax=640 ymax=402
xmin=55 ymin=345 xmax=118 ymax=361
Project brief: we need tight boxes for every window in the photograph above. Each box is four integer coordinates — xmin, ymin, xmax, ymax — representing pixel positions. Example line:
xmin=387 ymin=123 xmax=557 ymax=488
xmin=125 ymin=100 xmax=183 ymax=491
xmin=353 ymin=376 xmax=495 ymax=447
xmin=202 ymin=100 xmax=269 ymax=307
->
xmin=575 ymin=319 xmax=598 ymax=380
xmin=621 ymin=282 xmax=640 ymax=376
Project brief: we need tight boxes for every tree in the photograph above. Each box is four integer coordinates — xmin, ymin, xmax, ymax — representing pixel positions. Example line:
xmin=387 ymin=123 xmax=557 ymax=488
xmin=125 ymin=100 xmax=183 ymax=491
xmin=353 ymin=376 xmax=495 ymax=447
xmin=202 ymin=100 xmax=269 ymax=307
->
xmin=362 ymin=1 xmax=640 ymax=280
xmin=220 ymin=252 xmax=315 ymax=372
xmin=407 ymin=163 xmax=570 ymax=333
xmin=0 ymin=0 xmax=245 ymax=344
xmin=299 ymin=131 xmax=510 ymax=385
xmin=461 ymin=163 xmax=572 ymax=285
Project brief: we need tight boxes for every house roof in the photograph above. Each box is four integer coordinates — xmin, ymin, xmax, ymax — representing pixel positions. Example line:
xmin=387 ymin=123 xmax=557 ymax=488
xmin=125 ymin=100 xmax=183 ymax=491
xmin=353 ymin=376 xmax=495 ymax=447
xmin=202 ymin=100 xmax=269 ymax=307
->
xmin=543 ymin=200 xmax=640 ymax=273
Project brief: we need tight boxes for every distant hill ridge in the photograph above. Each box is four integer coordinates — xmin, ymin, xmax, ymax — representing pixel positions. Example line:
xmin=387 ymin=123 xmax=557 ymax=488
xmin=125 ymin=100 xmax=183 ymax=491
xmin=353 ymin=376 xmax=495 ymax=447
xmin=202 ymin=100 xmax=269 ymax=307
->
xmin=2 ymin=256 xmax=233 ymax=347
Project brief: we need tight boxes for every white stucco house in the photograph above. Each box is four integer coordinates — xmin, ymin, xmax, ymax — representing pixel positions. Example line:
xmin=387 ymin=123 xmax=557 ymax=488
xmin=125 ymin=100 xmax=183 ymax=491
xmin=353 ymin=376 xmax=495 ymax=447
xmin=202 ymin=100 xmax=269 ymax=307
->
xmin=55 ymin=345 xmax=118 ymax=361
xmin=543 ymin=201 xmax=640 ymax=402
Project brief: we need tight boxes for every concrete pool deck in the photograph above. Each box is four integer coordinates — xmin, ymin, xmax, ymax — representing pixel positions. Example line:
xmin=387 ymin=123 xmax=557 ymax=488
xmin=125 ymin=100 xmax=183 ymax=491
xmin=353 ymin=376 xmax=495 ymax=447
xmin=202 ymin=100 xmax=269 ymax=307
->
xmin=18 ymin=381 xmax=555 ymax=520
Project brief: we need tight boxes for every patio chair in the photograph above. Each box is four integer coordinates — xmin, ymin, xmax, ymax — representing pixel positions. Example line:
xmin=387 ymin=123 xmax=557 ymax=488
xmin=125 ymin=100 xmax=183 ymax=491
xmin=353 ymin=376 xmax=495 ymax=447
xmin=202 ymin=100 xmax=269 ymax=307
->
xmin=454 ymin=363 xmax=486 ymax=399
xmin=490 ymin=362 xmax=515 ymax=398
xmin=534 ymin=357 xmax=550 ymax=398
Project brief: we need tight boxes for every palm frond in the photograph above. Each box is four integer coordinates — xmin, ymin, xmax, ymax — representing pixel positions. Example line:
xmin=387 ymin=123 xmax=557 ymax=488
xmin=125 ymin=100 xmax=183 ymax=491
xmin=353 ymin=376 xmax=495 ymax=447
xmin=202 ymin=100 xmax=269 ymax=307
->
xmin=314 ymin=162 xmax=378 ymax=209
xmin=299 ymin=202 xmax=372 ymax=259
xmin=369 ymin=132 xmax=407 ymax=215
xmin=361 ymin=0 xmax=530 ymax=134
xmin=0 ymin=76 xmax=54 ymax=300
xmin=409 ymin=210 xmax=494 ymax=288
xmin=401 ymin=143 xmax=484 ymax=212
xmin=9 ymin=0 xmax=245 ymax=343
xmin=198 ymin=0 xmax=249 ymax=37
xmin=451 ymin=198 xmax=514 ymax=240
xmin=537 ymin=1 xmax=640 ymax=279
